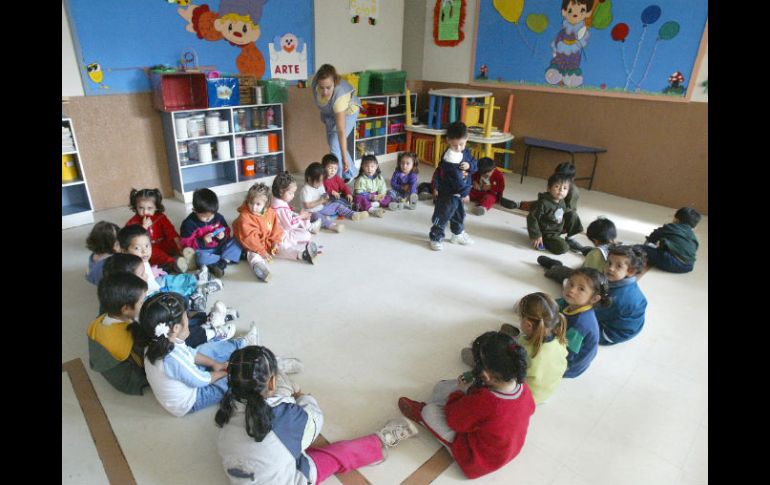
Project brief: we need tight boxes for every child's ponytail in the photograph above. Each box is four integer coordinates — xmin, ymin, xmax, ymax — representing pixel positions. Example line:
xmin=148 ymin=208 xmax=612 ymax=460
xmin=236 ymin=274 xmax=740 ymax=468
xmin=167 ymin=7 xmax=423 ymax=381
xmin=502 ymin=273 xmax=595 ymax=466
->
xmin=470 ymin=331 xmax=529 ymax=384
xmin=137 ymin=292 xmax=186 ymax=364
xmin=216 ymin=346 xmax=278 ymax=442
xmin=518 ymin=292 xmax=564 ymax=357
xmin=129 ymin=188 xmax=165 ymax=214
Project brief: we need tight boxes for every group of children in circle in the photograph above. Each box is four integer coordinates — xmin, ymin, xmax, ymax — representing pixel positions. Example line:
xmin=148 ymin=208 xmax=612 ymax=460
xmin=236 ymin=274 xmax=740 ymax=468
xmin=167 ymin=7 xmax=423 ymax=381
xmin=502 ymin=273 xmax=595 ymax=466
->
xmin=80 ymin=120 xmax=701 ymax=482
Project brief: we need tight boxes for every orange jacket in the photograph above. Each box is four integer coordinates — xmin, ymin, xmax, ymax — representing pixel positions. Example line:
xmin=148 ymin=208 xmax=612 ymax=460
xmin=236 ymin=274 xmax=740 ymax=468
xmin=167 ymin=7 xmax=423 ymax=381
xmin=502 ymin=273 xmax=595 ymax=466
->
xmin=232 ymin=204 xmax=284 ymax=257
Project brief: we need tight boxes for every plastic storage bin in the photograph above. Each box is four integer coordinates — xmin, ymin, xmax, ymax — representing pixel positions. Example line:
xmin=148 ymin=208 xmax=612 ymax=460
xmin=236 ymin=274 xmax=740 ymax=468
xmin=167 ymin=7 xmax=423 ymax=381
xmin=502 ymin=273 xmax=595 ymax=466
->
xmin=368 ymin=70 xmax=407 ymax=95
xmin=152 ymin=73 xmax=208 ymax=112
xmin=62 ymin=154 xmax=79 ymax=182
xmin=207 ymin=77 xmax=240 ymax=107
xmin=258 ymin=79 xmax=289 ymax=103
xmin=357 ymin=71 xmax=371 ymax=96
xmin=341 ymin=73 xmax=359 ymax=95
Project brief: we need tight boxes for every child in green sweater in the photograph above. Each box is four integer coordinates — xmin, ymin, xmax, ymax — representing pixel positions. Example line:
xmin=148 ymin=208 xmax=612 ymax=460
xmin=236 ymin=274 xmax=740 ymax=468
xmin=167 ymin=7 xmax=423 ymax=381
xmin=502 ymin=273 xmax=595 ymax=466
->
xmin=526 ymin=172 xmax=584 ymax=254
xmin=641 ymin=207 xmax=700 ymax=273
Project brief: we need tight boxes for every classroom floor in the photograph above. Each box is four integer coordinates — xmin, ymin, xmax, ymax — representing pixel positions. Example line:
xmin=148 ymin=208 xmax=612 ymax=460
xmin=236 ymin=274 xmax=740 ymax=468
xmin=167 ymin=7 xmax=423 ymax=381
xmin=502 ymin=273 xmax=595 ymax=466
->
xmin=62 ymin=166 xmax=708 ymax=485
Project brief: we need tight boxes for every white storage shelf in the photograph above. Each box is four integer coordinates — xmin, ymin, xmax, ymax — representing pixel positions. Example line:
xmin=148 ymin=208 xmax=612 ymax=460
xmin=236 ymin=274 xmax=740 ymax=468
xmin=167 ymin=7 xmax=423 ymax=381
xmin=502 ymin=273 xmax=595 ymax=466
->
xmin=352 ymin=93 xmax=416 ymax=165
xmin=62 ymin=117 xmax=95 ymax=229
xmin=161 ymin=103 xmax=285 ymax=203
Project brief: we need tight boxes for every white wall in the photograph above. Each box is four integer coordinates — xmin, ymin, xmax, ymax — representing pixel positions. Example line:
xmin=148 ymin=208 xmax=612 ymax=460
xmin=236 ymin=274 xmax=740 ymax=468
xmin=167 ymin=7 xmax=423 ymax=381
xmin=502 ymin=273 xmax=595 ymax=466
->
xmin=313 ymin=0 xmax=404 ymax=74
xmin=401 ymin=0 xmax=426 ymax=81
xmin=691 ymin=47 xmax=708 ymax=103
xmin=419 ymin=0 xmax=476 ymax=83
xmin=62 ymin=1 xmax=85 ymax=97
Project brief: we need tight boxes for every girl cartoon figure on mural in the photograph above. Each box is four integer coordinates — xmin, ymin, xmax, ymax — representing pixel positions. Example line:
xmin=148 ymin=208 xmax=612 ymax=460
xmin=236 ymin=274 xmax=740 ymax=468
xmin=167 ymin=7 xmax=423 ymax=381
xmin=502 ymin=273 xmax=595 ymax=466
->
xmin=545 ymin=0 xmax=595 ymax=88
xmin=178 ymin=0 xmax=268 ymax=78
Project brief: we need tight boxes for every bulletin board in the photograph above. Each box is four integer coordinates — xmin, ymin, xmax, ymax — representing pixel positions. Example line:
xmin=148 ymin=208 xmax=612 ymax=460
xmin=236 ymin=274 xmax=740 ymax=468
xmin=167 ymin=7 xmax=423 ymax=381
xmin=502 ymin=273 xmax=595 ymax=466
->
xmin=64 ymin=0 xmax=314 ymax=96
xmin=470 ymin=0 xmax=708 ymax=101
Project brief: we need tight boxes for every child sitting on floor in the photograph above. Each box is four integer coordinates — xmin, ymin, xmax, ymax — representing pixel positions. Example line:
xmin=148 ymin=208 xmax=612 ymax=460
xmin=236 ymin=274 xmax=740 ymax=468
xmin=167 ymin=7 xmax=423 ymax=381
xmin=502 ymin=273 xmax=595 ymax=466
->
xmin=272 ymin=171 xmax=322 ymax=246
xmin=526 ymin=171 xmax=583 ymax=254
xmin=595 ymin=245 xmax=648 ymax=345
xmin=125 ymin=188 xmax=183 ymax=271
xmin=353 ymin=154 xmax=401 ymax=216
xmin=398 ymin=330 xmax=535 ymax=479
xmin=85 ymin=221 xmax=121 ymax=285
xmin=642 ymin=207 xmax=700 ymax=274
xmin=536 ymin=217 xmax=617 ymax=284
xmin=321 ymin=153 xmax=354 ymax=206
xmin=302 ymin=162 xmax=367 ymax=230
xmin=388 ymin=151 xmax=420 ymax=210
xmin=470 ymin=157 xmax=505 ymax=216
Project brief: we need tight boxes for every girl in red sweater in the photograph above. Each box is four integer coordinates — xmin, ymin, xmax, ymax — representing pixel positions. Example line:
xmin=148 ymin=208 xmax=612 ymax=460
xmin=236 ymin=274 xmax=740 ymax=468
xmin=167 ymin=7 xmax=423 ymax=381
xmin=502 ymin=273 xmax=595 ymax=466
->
xmin=125 ymin=188 xmax=182 ymax=270
xmin=398 ymin=331 xmax=535 ymax=479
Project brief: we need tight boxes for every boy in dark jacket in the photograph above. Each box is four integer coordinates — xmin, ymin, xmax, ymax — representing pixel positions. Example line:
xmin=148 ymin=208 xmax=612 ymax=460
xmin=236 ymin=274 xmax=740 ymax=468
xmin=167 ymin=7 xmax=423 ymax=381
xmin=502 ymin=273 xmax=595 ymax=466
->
xmin=526 ymin=172 xmax=583 ymax=254
xmin=429 ymin=122 xmax=478 ymax=251
xmin=642 ymin=207 xmax=700 ymax=273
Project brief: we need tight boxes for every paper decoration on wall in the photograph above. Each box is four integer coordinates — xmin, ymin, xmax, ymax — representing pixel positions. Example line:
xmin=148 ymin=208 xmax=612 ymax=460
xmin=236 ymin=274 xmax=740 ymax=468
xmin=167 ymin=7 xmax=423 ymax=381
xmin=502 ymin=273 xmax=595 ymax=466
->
xmin=350 ymin=0 xmax=377 ymax=25
xmin=177 ymin=0 xmax=268 ymax=77
xmin=85 ymin=63 xmax=110 ymax=89
xmin=268 ymin=32 xmax=308 ymax=80
xmin=434 ymin=0 xmax=466 ymax=46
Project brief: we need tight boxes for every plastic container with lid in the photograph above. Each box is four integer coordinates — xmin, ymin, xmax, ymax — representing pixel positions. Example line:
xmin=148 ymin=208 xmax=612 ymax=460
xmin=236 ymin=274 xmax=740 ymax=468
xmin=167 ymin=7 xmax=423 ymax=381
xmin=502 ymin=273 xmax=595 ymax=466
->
xmin=187 ymin=115 xmax=205 ymax=138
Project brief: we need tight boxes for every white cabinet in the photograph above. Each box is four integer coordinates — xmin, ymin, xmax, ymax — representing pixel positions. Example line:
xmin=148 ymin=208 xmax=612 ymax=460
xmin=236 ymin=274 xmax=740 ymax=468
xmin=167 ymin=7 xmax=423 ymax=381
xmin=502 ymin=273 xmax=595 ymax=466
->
xmin=62 ymin=117 xmax=95 ymax=229
xmin=161 ymin=103 xmax=285 ymax=203
xmin=352 ymin=93 xmax=417 ymax=165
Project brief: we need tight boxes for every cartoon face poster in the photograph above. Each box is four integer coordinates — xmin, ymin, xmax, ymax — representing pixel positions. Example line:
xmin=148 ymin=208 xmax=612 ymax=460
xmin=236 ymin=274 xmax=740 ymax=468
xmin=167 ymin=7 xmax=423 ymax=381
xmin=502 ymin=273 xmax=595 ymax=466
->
xmin=64 ymin=0 xmax=314 ymax=95
xmin=473 ymin=0 xmax=707 ymax=98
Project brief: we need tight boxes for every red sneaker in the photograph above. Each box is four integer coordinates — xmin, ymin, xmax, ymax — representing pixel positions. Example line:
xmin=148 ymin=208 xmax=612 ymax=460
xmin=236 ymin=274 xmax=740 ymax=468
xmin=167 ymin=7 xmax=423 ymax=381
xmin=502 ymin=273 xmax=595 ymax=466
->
xmin=398 ymin=397 xmax=426 ymax=424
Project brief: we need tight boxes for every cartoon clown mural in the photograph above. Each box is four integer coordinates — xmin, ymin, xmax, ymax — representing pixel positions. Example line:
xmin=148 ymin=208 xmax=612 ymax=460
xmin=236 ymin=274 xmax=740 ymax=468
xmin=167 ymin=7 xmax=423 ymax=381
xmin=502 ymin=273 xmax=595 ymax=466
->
xmin=268 ymin=32 xmax=307 ymax=80
xmin=178 ymin=0 xmax=268 ymax=78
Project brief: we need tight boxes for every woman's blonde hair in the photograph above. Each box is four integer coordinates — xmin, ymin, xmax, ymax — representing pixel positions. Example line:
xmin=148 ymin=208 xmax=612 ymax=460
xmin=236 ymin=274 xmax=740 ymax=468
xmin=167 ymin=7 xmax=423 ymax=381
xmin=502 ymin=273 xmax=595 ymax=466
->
xmin=517 ymin=292 xmax=567 ymax=358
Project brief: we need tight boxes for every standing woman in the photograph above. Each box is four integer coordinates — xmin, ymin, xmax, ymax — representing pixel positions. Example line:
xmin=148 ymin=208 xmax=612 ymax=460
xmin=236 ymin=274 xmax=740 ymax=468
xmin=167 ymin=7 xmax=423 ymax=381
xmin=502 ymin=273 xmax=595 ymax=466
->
xmin=312 ymin=64 xmax=361 ymax=181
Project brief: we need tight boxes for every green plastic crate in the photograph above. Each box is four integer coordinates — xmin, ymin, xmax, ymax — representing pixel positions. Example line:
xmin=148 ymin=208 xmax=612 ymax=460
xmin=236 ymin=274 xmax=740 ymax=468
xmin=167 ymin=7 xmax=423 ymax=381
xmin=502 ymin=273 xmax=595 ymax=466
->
xmin=368 ymin=70 xmax=407 ymax=95
xmin=259 ymin=79 xmax=289 ymax=103
xmin=357 ymin=71 xmax=371 ymax=97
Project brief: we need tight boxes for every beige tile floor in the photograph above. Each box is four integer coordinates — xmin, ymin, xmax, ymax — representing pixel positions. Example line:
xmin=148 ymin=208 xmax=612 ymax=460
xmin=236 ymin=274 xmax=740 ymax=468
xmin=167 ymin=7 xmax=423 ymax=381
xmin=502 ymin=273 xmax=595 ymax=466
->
xmin=62 ymin=166 xmax=707 ymax=484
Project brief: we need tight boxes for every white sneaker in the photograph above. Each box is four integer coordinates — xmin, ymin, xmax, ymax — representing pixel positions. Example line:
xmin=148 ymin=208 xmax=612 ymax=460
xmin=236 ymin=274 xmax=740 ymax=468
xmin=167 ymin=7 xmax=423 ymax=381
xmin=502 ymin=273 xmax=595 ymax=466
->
xmin=389 ymin=201 xmax=402 ymax=211
xmin=208 ymin=322 xmax=236 ymax=342
xmin=450 ymin=232 xmax=474 ymax=245
xmin=197 ymin=264 xmax=209 ymax=283
xmin=369 ymin=208 xmax=386 ymax=218
xmin=252 ymin=261 xmax=271 ymax=282
xmin=376 ymin=418 xmax=419 ymax=448
xmin=351 ymin=211 xmax=369 ymax=221
xmin=199 ymin=278 xmax=224 ymax=293
xmin=277 ymin=357 xmax=304 ymax=374
xmin=208 ymin=301 xmax=227 ymax=328
xmin=430 ymin=240 xmax=443 ymax=251
xmin=176 ymin=256 xmax=189 ymax=273
xmin=330 ymin=223 xmax=345 ymax=233
xmin=309 ymin=219 xmax=322 ymax=234
xmin=243 ymin=322 xmax=260 ymax=346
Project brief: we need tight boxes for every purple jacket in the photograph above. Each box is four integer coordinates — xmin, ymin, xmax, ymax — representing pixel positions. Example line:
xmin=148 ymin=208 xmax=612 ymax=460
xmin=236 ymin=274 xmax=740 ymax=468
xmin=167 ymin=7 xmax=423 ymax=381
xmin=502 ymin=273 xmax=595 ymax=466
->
xmin=390 ymin=170 xmax=418 ymax=197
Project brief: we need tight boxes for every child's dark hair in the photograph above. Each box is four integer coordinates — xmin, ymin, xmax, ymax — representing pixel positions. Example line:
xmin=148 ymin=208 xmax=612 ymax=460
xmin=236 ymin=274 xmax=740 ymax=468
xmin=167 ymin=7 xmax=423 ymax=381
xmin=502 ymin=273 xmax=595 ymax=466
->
xmin=245 ymin=182 xmax=272 ymax=207
xmin=355 ymin=154 xmax=381 ymax=180
xmin=118 ymin=225 xmax=149 ymax=250
xmin=192 ymin=188 xmax=219 ymax=214
xmin=97 ymin=272 xmax=147 ymax=315
xmin=446 ymin=121 xmax=468 ymax=140
xmin=517 ymin=292 xmax=567 ymax=358
xmin=129 ymin=188 xmax=165 ymax=214
xmin=477 ymin=157 xmax=495 ymax=175
xmin=547 ymin=172 xmax=572 ymax=188
xmin=397 ymin=151 xmax=419 ymax=175
xmin=675 ymin=207 xmax=701 ymax=228
xmin=215 ymin=346 xmax=278 ymax=442
xmin=568 ymin=268 xmax=612 ymax=308
xmin=321 ymin=153 xmax=339 ymax=168
xmin=586 ymin=217 xmax=617 ymax=245
xmin=102 ymin=253 xmax=144 ymax=279
xmin=272 ymin=171 xmax=297 ymax=198
xmin=137 ymin=292 xmax=186 ymax=364
xmin=86 ymin=221 xmax=121 ymax=254
xmin=553 ymin=162 xmax=576 ymax=180
xmin=304 ymin=162 xmax=324 ymax=184
xmin=469 ymin=331 xmax=528 ymax=384
xmin=608 ymin=245 xmax=647 ymax=274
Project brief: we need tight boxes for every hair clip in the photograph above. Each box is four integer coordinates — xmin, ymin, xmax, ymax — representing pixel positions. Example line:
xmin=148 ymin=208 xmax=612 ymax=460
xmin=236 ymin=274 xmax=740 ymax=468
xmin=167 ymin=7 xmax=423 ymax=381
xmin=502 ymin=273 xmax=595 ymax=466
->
xmin=507 ymin=342 xmax=519 ymax=352
xmin=154 ymin=322 xmax=170 ymax=338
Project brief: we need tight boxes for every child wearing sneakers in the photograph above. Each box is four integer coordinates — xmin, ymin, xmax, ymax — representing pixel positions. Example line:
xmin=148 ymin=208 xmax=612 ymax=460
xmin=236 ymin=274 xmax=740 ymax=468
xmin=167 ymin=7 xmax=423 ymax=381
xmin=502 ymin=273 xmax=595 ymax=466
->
xmin=388 ymin=151 xmax=420 ymax=210
xmin=216 ymin=345 xmax=417 ymax=484
xmin=234 ymin=183 xmax=318 ymax=283
xmin=398 ymin=331 xmax=535 ymax=479
xmin=302 ymin=162 xmax=368 ymax=230
xmin=526 ymin=171 xmax=584 ymax=254
xmin=136 ymin=292 xmax=258 ymax=417
xmin=641 ymin=207 xmax=700 ymax=274
xmin=470 ymin=157 xmax=505 ymax=216
xmin=118 ymin=225 xmax=222 ymax=311
xmin=179 ymin=188 xmax=242 ymax=278
xmin=519 ymin=162 xmax=581 ymax=228
xmin=353 ymin=154 xmax=402 ymax=216
xmin=271 ymin=171 xmax=323 ymax=249
xmin=321 ymin=153 xmax=354 ymax=205
xmin=125 ymin=188 xmax=183 ymax=271
xmin=595 ymin=245 xmax=648 ymax=345
xmin=85 ymin=221 xmax=121 ymax=285
xmin=88 ymin=272 xmax=149 ymax=395
xmin=537 ymin=217 xmax=617 ymax=284
xmin=429 ymin=121 xmax=477 ymax=251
